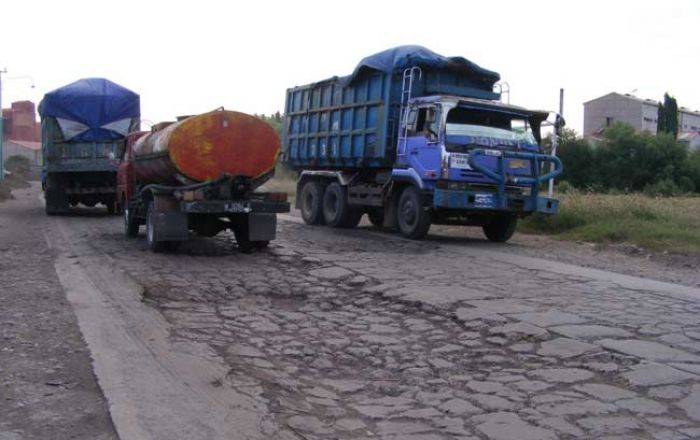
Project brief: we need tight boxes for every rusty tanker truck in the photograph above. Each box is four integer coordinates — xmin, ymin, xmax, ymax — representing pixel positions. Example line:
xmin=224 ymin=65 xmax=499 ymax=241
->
xmin=117 ymin=108 xmax=289 ymax=252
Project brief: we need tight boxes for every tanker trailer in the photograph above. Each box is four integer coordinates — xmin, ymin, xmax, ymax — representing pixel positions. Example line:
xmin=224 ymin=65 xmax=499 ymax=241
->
xmin=118 ymin=108 xmax=290 ymax=252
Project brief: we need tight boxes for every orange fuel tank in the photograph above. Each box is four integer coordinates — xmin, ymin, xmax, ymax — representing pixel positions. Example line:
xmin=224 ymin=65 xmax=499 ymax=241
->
xmin=132 ymin=109 xmax=279 ymax=185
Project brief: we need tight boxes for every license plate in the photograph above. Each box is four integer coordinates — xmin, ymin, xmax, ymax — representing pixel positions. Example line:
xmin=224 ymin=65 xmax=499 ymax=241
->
xmin=450 ymin=153 xmax=472 ymax=170
xmin=474 ymin=193 xmax=496 ymax=207
xmin=223 ymin=202 xmax=250 ymax=213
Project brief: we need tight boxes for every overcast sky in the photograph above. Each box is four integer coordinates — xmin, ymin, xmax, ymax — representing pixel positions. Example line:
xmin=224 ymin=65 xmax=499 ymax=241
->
xmin=3 ymin=0 xmax=699 ymax=133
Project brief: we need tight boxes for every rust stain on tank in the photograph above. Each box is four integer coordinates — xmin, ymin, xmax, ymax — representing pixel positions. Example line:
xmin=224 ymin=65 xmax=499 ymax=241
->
xmin=132 ymin=109 xmax=279 ymax=184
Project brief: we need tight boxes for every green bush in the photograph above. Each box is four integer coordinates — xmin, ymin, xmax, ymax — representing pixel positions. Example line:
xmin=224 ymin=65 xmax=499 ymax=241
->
xmin=554 ymin=123 xmax=700 ymax=194
xmin=643 ymin=179 xmax=682 ymax=197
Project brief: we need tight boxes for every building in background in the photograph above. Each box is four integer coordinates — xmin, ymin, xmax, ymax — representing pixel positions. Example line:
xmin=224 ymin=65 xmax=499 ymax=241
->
xmin=2 ymin=100 xmax=42 ymax=166
xmin=2 ymin=139 xmax=42 ymax=166
xmin=583 ymin=92 xmax=700 ymax=139
xmin=679 ymin=132 xmax=700 ymax=152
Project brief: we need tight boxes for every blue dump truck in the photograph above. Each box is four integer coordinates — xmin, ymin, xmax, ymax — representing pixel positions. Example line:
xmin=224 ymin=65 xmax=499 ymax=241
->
xmin=39 ymin=78 xmax=140 ymax=215
xmin=282 ymin=46 xmax=563 ymax=241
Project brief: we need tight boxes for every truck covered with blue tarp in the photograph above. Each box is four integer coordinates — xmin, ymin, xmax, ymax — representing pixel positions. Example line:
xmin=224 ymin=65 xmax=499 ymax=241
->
xmin=39 ymin=78 xmax=140 ymax=215
xmin=282 ymin=45 xmax=563 ymax=241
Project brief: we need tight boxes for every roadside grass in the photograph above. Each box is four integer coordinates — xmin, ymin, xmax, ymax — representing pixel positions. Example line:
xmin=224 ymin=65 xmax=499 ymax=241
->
xmin=520 ymin=191 xmax=700 ymax=255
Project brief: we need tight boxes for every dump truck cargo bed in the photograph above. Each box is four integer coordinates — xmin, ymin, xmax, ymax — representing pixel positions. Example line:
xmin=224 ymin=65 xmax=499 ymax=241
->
xmin=283 ymin=45 xmax=501 ymax=170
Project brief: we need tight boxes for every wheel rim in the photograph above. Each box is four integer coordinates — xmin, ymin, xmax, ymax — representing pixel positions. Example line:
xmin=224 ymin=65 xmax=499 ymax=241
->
xmin=400 ymin=198 xmax=417 ymax=227
xmin=303 ymin=192 xmax=312 ymax=211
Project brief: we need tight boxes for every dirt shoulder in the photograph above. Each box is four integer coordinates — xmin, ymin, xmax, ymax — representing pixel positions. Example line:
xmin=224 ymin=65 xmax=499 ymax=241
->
xmin=0 ymin=184 xmax=116 ymax=439
xmin=432 ymin=223 xmax=700 ymax=288
xmin=287 ymin=207 xmax=700 ymax=288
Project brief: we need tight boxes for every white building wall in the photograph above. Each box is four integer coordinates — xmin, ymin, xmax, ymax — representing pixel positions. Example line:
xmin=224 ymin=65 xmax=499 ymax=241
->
xmin=1 ymin=141 xmax=42 ymax=166
xmin=641 ymin=103 xmax=659 ymax=133
xmin=583 ymin=93 xmax=644 ymax=137
xmin=680 ymin=111 xmax=700 ymax=134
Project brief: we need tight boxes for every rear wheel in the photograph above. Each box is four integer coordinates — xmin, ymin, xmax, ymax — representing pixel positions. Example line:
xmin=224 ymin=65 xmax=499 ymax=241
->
xmin=322 ymin=182 xmax=361 ymax=228
xmin=483 ymin=215 xmax=518 ymax=243
xmin=300 ymin=181 xmax=325 ymax=225
xmin=124 ymin=200 xmax=139 ymax=237
xmin=45 ymin=184 xmax=67 ymax=216
xmin=397 ymin=186 xmax=431 ymax=239
xmin=146 ymin=201 xmax=169 ymax=252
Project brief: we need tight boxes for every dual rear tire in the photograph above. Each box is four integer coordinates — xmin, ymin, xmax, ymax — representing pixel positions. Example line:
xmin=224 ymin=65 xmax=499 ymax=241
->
xmin=300 ymin=181 xmax=361 ymax=228
xmin=299 ymin=180 xmax=431 ymax=239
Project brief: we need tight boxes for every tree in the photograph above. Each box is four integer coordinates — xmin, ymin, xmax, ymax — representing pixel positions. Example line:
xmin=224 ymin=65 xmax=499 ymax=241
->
xmin=657 ymin=93 xmax=679 ymax=138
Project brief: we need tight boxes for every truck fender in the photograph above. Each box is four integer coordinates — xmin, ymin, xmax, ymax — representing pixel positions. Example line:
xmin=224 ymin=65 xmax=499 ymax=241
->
xmin=295 ymin=170 xmax=357 ymax=208
xmin=390 ymin=168 xmax=424 ymax=190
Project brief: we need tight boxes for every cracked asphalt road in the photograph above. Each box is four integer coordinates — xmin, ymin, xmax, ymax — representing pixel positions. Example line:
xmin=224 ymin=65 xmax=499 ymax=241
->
xmin=4 ymin=185 xmax=700 ymax=439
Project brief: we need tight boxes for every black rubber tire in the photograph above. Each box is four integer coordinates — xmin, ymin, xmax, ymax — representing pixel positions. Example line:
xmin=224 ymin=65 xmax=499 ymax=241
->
xmin=300 ymin=181 xmax=325 ymax=225
xmin=45 ymin=191 xmax=58 ymax=216
xmin=483 ymin=215 xmax=518 ymax=243
xmin=322 ymin=182 xmax=361 ymax=228
xmin=146 ymin=201 xmax=169 ymax=252
xmin=45 ymin=185 xmax=67 ymax=216
xmin=367 ymin=209 xmax=385 ymax=228
xmin=124 ymin=200 xmax=139 ymax=237
xmin=397 ymin=186 xmax=431 ymax=239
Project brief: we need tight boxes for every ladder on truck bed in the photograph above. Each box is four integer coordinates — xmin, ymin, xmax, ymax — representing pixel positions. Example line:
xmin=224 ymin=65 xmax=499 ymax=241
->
xmin=397 ymin=66 xmax=422 ymax=161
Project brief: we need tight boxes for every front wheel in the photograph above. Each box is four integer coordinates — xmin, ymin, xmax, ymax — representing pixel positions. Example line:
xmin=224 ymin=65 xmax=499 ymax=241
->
xmin=483 ymin=215 xmax=517 ymax=243
xmin=124 ymin=201 xmax=139 ymax=237
xmin=397 ymin=186 xmax=431 ymax=239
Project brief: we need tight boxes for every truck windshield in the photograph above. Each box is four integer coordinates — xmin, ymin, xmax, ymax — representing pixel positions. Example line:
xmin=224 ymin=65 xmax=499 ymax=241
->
xmin=445 ymin=106 xmax=538 ymax=152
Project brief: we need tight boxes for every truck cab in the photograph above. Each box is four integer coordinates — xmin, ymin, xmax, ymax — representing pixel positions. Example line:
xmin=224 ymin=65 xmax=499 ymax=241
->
xmin=116 ymin=130 xmax=148 ymax=213
xmin=385 ymin=94 xmax=561 ymax=239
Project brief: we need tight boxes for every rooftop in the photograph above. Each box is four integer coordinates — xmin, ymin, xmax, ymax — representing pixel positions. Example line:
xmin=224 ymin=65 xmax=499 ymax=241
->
xmin=584 ymin=92 xmax=700 ymax=115
xmin=6 ymin=139 xmax=41 ymax=151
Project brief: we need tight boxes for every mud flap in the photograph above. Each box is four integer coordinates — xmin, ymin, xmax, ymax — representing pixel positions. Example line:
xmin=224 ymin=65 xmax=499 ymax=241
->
xmin=248 ymin=213 xmax=276 ymax=242
xmin=152 ymin=212 xmax=188 ymax=242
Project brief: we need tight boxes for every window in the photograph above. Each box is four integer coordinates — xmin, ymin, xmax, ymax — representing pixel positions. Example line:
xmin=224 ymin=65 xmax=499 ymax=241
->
xmin=606 ymin=117 xmax=614 ymax=127
xmin=444 ymin=106 xmax=538 ymax=153
xmin=407 ymin=107 xmax=438 ymax=139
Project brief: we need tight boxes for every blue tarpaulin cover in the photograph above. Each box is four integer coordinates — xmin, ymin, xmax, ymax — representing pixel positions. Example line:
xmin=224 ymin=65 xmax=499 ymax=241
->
xmin=39 ymin=78 xmax=140 ymax=142
xmin=347 ymin=45 xmax=501 ymax=85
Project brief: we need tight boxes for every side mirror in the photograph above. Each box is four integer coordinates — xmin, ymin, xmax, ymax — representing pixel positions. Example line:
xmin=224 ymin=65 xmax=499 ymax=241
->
xmin=555 ymin=115 xmax=566 ymax=132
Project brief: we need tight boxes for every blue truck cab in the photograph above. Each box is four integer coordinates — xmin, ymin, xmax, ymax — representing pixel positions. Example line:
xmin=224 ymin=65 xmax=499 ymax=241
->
xmin=283 ymin=46 xmax=562 ymax=241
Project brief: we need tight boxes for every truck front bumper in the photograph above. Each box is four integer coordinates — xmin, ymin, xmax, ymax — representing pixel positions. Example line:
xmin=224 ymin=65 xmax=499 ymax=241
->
xmin=433 ymin=189 xmax=558 ymax=215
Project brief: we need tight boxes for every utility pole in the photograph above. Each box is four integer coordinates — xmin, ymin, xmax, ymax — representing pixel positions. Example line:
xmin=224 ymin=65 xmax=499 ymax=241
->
xmin=548 ymin=88 xmax=564 ymax=198
xmin=0 ymin=68 xmax=6 ymax=181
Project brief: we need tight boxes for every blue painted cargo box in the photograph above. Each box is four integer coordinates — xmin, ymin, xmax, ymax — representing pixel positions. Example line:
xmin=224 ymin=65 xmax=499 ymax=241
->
xmin=283 ymin=46 xmax=501 ymax=170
